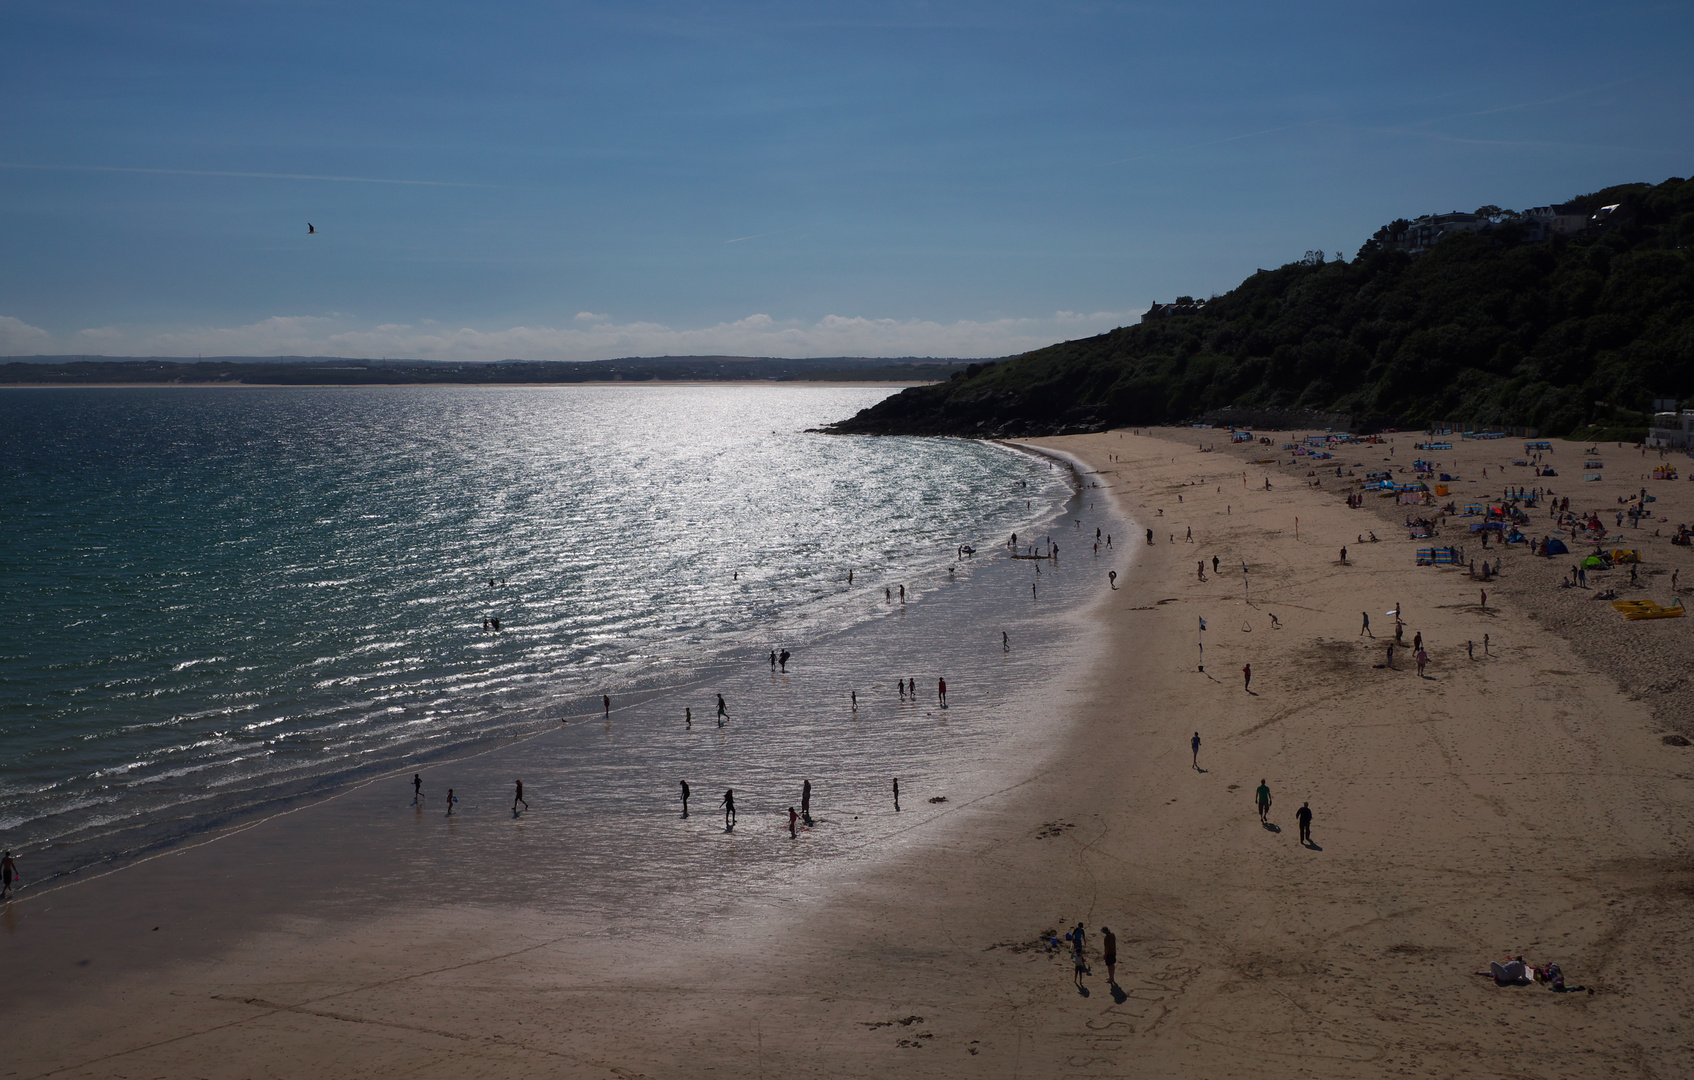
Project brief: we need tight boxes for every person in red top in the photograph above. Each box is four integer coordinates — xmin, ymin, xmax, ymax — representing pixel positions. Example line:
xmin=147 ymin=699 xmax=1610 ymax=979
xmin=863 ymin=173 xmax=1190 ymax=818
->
xmin=1242 ymin=663 xmax=1252 ymax=691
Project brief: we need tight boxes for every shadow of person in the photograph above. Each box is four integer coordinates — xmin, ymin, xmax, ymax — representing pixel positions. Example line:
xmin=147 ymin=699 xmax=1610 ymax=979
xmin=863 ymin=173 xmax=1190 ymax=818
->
xmin=1303 ymin=840 xmax=1323 ymax=851
xmin=1195 ymin=767 xmax=1209 ymax=774
xmin=1110 ymin=983 xmax=1128 ymax=1004
xmin=1246 ymin=689 xmax=1259 ymax=696
xmin=1077 ymin=984 xmax=1090 ymax=998
xmin=1262 ymin=822 xmax=1281 ymax=833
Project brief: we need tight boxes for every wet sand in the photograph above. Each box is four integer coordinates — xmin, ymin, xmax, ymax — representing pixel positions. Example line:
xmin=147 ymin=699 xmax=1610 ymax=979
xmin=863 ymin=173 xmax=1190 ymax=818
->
xmin=5 ymin=427 xmax=1692 ymax=1078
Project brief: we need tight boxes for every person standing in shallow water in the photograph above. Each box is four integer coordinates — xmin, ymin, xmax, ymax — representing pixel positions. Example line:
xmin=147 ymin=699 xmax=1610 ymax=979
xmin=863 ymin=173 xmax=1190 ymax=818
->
xmin=446 ymin=788 xmax=458 ymax=817
xmin=716 ymin=694 xmax=728 ymax=726
xmin=721 ymin=788 xmax=736 ymax=829
xmin=892 ymin=777 xmax=900 ymax=812
xmin=801 ymin=779 xmax=812 ymax=825
xmin=412 ymin=774 xmax=423 ymax=805
xmin=787 ymin=806 xmax=798 ymax=838
xmin=512 ymin=778 xmax=527 ymax=814
xmin=1 ymin=851 xmax=18 ymax=899
xmin=603 ymin=694 xmax=610 ymax=718
xmin=679 ymin=780 xmax=690 ymax=818
xmin=938 ymin=677 xmax=947 ymax=707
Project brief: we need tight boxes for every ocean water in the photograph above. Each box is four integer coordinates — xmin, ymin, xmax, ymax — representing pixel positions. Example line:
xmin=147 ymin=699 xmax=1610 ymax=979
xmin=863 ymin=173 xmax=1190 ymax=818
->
xmin=0 ymin=386 xmax=1092 ymax=884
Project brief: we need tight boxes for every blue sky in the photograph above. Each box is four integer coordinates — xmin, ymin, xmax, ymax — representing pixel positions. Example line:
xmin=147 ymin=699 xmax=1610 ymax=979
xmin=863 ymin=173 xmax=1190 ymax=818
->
xmin=2 ymin=0 xmax=1691 ymax=361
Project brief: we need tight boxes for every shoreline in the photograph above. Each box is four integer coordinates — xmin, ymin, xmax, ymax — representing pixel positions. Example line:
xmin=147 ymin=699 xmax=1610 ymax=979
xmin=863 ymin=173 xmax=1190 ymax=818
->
xmin=6 ymin=427 xmax=1692 ymax=1077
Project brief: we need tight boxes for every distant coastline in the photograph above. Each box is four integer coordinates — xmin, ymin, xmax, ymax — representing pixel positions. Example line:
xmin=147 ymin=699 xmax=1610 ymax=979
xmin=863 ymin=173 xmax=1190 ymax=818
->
xmin=0 ymin=354 xmax=977 ymax=387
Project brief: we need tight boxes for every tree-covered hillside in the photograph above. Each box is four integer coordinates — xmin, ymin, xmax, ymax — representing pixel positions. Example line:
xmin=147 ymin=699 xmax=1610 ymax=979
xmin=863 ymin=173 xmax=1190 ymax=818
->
xmin=831 ymin=175 xmax=1694 ymax=437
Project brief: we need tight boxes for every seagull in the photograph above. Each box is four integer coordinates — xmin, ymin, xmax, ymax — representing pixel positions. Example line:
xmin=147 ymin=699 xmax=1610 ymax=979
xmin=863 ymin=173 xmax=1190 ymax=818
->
xmin=308 ymin=223 xmax=316 ymax=234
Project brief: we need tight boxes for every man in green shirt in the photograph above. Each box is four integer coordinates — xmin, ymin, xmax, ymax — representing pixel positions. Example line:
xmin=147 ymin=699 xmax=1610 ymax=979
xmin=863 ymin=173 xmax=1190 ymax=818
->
xmin=1256 ymin=780 xmax=1272 ymax=824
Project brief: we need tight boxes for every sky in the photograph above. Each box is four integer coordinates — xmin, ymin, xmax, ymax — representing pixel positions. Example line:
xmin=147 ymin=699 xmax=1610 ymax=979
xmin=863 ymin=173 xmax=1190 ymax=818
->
xmin=2 ymin=0 xmax=1691 ymax=362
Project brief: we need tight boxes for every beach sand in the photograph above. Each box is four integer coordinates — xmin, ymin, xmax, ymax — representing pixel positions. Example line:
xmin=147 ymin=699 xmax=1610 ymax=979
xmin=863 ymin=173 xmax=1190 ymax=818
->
xmin=6 ymin=427 xmax=1692 ymax=1078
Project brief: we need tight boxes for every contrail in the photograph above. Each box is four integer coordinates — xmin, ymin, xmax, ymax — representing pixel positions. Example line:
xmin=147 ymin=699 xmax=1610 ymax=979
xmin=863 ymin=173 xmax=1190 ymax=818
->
xmin=0 ymin=162 xmax=479 ymax=187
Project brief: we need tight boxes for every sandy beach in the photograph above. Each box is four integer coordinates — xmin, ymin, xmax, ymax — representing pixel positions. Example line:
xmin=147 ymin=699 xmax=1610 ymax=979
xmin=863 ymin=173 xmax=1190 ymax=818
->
xmin=6 ymin=427 xmax=1692 ymax=1079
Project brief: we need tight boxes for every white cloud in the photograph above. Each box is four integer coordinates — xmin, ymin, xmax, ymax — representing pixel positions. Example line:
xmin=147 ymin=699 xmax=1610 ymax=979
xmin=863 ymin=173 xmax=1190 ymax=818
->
xmin=12 ymin=309 xmax=1139 ymax=362
xmin=0 ymin=315 xmax=53 ymax=354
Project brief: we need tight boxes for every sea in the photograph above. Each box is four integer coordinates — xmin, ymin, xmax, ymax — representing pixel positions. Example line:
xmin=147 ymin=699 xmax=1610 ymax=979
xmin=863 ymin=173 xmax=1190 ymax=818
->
xmin=1 ymin=385 xmax=1120 ymax=897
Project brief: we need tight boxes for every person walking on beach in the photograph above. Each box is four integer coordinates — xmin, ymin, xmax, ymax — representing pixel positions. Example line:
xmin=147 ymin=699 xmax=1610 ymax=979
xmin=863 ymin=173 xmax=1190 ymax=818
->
xmin=1256 ymin=779 xmax=1271 ymax=824
xmin=1146 ymin=528 xmax=1153 ymax=544
xmin=716 ymin=694 xmax=728 ymax=726
xmin=1192 ymin=732 xmax=1202 ymax=769
xmin=679 ymin=780 xmax=690 ymax=818
xmin=898 ymin=678 xmax=906 ymax=700
xmin=770 ymin=649 xmax=777 ymax=671
xmin=721 ymin=788 xmax=736 ymax=829
xmin=1242 ymin=663 xmax=1251 ymax=692
xmin=788 ymin=806 xmax=799 ymax=838
xmin=603 ymin=694 xmax=611 ymax=718
xmin=1212 ymin=555 xmax=1220 ymax=574
xmin=779 ymin=649 xmax=790 ymax=672
xmin=899 ymin=584 xmax=905 ymax=602
xmin=801 ymin=779 xmax=812 ymax=825
xmin=1108 ymin=570 xmax=1117 ymax=589
xmin=1100 ymin=926 xmax=1117 ymax=986
xmin=1296 ymin=801 xmax=1313 ymax=845
xmin=850 ymin=690 xmax=857 ymax=711
xmin=892 ymin=777 xmax=900 ymax=812
xmin=1483 ymin=632 xmax=1490 ymax=656
xmin=938 ymin=677 xmax=947 ymax=707
xmin=412 ymin=774 xmax=423 ymax=805
xmin=1360 ymin=612 xmax=1372 ymax=637
xmin=1416 ymin=648 xmax=1429 ymax=677
xmin=685 ymin=707 xmax=692 ymax=729
xmin=1071 ymin=923 xmax=1088 ymax=990
xmin=445 ymin=788 xmax=458 ymax=817
xmin=1003 ymin=630 xmax=1010 ymax=652
xmin=513 ymin=778 xmax=528 ymax=814
xmin=1 ymin=851 xmax=18 ymax=900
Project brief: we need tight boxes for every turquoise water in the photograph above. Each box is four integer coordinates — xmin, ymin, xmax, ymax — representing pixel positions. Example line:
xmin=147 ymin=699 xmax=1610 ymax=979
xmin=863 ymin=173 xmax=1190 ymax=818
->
xmin=0 ymin=386 xmax=1079 ymax=880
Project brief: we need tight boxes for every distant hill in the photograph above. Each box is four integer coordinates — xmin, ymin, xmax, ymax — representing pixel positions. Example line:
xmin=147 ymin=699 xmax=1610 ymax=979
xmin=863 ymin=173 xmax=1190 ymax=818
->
xmin=830 ymin=174 xmax=1694 ymax=438
xmin=0 ymin=354 xmax=971 ymax=386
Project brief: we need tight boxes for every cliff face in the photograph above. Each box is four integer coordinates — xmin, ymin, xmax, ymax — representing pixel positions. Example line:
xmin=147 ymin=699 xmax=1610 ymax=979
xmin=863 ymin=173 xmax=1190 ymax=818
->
xmin=830 ymin=175 xmax=1694 ymax=438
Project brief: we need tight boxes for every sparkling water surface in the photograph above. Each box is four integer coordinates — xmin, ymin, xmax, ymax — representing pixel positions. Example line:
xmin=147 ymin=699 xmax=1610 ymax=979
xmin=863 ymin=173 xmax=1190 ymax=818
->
xmin=0 ymin=386 xmax=1086 ymax=882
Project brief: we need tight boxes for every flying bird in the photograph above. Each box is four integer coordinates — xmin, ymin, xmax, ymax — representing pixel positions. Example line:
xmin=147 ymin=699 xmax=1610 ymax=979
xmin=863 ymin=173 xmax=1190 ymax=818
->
xmin=308 ymin=223 xmax=315 ymax=234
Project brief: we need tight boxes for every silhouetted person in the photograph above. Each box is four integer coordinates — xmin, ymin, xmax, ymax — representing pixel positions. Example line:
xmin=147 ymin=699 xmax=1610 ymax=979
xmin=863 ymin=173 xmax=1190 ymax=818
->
xmin=1360 ymin=612 xmax=1372 ymax=637
xmin=1256 ymin=779 xmax=1271 ymax=823
xmin=1242 ymin=663 xmax=1251 ymax=691
xmin=603 ymin=694 xmax=611 ymax=718
xmin=513 ymin=778 xmax=527 ymax=813
xmin=721 ymin=788 xmax=736 ymax=829
xmin=1071 ymin=923 xmax=1088 ymax=990
xmin=770 ymin=650 xmax=777 ymax=670
xmin=892 ymin=777 xmax=900 ymax=812
xmin=1100 ymin=926 xmax=1117 ymax=985
xmin=679 ymin=780 xmax=690 ymax=818
xmin=1 ymin=851 xmax=17 ymax=899
xmin=1191 ymin=731 xmax=1201 ymax=769
xmin=1297 ymin=801 xmax=1313 ymax=844
xmin=788 ymin=806 xmax=798 ymax=838
xmin=412 ymin=774 xmax=423 ymax=805
xmin=716 ymin=693 xmax=728 ymax=726
xmin=779 ymin=649 xmax=790 ymax=672
xmin=446 ymin=788 xmax=457 ymax=817
xmin=938 ymin=677 xmax=947 ymax=706
xmin=801 ymin=779 xmax=812 ymax=825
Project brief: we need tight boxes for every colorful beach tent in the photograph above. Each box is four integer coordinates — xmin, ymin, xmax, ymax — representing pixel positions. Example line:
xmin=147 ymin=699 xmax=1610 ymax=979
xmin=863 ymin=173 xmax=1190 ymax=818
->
xmin=1542 ymin=538 xmax=1569 ymax=555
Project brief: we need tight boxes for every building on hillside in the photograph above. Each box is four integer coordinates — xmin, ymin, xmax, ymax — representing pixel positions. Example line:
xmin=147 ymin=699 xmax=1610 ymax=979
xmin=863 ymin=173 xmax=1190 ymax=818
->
xmin=1522 ymin=203 xmax=1593 ymax=237
xmin=1141 ymin=297 xmax=1205 ymax=322
xmin=1380 ymin=212 xmax=1489 ymax=254
xmin=1648 ymin=407 xmax=1694 ymax=449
